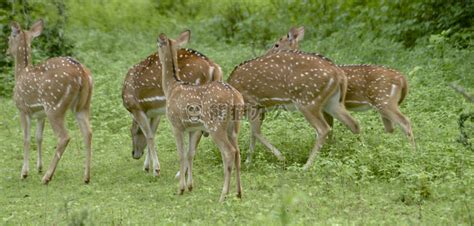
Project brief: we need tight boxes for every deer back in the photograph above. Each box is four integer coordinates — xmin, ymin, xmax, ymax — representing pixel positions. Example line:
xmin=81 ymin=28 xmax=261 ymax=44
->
xmin=228 ymin=50 xmax=343 ymax=107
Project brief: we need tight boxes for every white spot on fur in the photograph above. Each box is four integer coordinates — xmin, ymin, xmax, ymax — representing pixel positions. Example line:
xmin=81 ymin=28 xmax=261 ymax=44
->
xmin=390 ymin=84 xmax=398 ymax=97
xmin=138 ymin=96 xmax=166 ymax=103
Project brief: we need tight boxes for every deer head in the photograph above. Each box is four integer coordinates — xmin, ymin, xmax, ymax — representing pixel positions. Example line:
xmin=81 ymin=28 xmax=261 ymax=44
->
xmin=267 ymin=26 xmax=304 ymax=53
xmin=8 ymin=20 xmax=43 ymax=70
xmin=157 ymin=30 xmax=191 ymax=95
xmin=131 ymin=120 xmax=147 ymax=159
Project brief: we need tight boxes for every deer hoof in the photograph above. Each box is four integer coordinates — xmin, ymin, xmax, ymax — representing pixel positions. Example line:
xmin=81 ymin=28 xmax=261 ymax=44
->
xmin=153 ymin=169 xmax=160 ymax=177
xmin=219 ymin=195 xmax=226 ymax=202
xmin=20 ymin=173 xmax=28 ymax=179
xmin=41 ymin=176 xmax=51 ymax=185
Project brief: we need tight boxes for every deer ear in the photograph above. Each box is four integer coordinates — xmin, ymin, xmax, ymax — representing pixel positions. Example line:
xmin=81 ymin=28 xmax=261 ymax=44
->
xmin=158 ymin=33 xmax=167 ymax=47
xmin=294 ymin=26 xmax=305 ymax=41
xmin=30 ymin=19 xmax=44 ymax=38
xmin=176 ymin=30 xmax=190 ymax=46
xmin=289 ymin=26 xmax=304 ymax=42
xmin=10 ymin=21 xmax=21 ymax=37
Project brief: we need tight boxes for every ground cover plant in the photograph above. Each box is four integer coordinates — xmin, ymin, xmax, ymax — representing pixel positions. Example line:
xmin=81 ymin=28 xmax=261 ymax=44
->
xmin=0 ymin=0 xmax=473 ymax=224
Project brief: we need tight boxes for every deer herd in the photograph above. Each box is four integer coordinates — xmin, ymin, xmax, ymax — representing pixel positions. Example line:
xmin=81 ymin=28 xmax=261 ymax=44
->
xmin=7 ymin=20 xmax=415 ymax=201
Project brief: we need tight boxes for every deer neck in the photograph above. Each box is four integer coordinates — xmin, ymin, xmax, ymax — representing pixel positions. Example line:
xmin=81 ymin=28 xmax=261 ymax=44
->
xmin=161 ymin=47 xmax=180 ymax=97
xmin=14 ymin=33 xmax=33 ymax=78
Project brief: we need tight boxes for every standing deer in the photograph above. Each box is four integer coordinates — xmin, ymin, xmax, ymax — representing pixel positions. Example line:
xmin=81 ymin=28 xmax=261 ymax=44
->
xmin=269 ymin=26 xmax=415 ymax=148
xmin=157 ymin=30 xmax=244 ymax=201
xmin=7 ymin=20 xmax=93 ymax=184
xmin=228 ymin=44 xmax=360 ymax=170
xmin=122 ymin=42 xmax=222 ymax=176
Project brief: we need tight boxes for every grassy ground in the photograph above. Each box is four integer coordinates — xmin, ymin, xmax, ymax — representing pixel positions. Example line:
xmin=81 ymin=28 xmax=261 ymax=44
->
xmin=0 ymin=23 xmax=473 ymax=224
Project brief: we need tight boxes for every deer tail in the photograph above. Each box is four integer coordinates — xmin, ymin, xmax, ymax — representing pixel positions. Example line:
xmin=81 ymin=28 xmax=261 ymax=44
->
xmin=339 ymin=72 xmax=348 ymax=103
xmin=398 ymin=76 xmax=408 ymax=105
xmin=212 ymin=64 xmax=223 ymax=82
xmin=75 ymin=66 xmax=93 ymax=112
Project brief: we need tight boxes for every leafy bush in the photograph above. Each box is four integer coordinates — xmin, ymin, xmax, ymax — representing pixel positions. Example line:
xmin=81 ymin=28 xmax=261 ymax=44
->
xmin=0 ymin=0 xmax=74 ymax=97
xmin=202 ymin=0 xmax=474 ymax=48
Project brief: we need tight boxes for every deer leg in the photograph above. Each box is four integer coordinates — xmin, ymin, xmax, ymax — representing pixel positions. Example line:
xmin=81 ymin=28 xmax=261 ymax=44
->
xmin=247 ymin=110 xmax=262 ymax=164
xmin=297 ymin=105 xmax=330 ymax=171
xmin=35 ymin=118 xmax=45 ymax=173
xmin=20 ymin=112 xmax=31 ymax=179
xmin=143 ymin=116 xmax=161 ymax=173
xmin=149 ymin=116 xmax=161 ymax=175
xmin=326 ymin=103 xmax=360 ymax=133
xmin=133 ymin=111 xmax=160 ymax=176
xmin=212 ymin=133 xmax=236 ymax=202
xmin=229 ymin=121 xmax=242 ymax=199
xmin=381 ymin=116 xmax=395 ymax=133
xmin=42 ymin=113 xmax=70 ymax=184
xmin=174 ymin=131 xmax=204 ymax=179
xmin=379 ymin=106 xmax=416 ymax=150
xmin=324 ymin=89 xmax=360 ymax=134
xmin=323 ymin=112 xmax=334 ymax=141
xmin=172 ymin=128 xmax=187 ymax=195
xmin=75 ymin=110 xmax=92 ymax=184
xmin=143 ymin=124 xmax=151 ymax=172
xmin=249 ymin=111 xmax=285 ymax=162
xmin=186 ymin=131 xmax=201 ymax=191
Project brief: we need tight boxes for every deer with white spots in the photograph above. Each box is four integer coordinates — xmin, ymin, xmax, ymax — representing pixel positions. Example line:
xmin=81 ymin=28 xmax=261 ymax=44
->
xmin=122 ymin=38 xmax=222 ymax=176
xmin=7 ymin=20 xmax=93 ymax=184
xmin=228 ymin=36 xmax=360 ymax=170
xmin=270 ymin=26 xmax=415 ymax=148
xmin=157 ymin=30 xmax=244 ymax=202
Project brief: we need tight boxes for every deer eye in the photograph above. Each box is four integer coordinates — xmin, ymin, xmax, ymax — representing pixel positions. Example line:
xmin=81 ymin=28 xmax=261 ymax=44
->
xmin=274 ymin=44 xmax=279 ymax=48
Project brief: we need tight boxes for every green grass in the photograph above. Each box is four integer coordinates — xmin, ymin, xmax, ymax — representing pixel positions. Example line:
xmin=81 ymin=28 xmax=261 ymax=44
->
xmin=1 ymin=19 xmax=474 ymax=225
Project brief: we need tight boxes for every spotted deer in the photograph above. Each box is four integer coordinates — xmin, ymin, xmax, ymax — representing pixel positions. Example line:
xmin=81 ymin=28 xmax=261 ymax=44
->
xmin=157 ymin=30 xmax=244 ymax=201
xmin=7 ymin=20 xmax=93 ymax=184
xmin=122 ymin=43 xmax=222 ymax=176
xmin=270 ymin=26 xmax=415 ymax=148
xmin=228 ymin=46 xmax=360 ymax=170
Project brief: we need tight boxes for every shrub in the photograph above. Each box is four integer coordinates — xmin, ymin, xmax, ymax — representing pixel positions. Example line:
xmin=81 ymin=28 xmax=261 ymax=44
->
xmin=0 ymin=0 xmax=73 ymax=97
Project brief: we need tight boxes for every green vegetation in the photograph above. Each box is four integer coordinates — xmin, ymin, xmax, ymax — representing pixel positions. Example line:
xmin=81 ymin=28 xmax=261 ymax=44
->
xmin=0 ymin=0 xmax=473 ymax=224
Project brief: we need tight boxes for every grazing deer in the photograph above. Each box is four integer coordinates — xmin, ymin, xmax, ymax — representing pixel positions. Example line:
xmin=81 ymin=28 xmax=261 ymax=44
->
xmin=270 ymin=26 xmax=416 ymax=148
xmin=228 ymin=45 xmax=360 ymax=170
xmin=7 ymin=20 xmax=93 ymax=184
xmin=157 ymin=30 xmax=244 ymax=201
xmin=122 ymin=44 xmax=222 ymax=176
